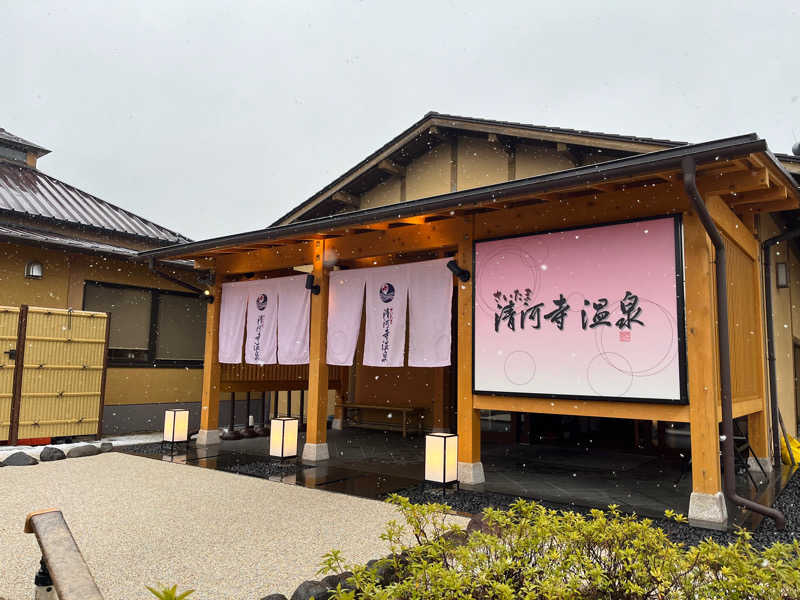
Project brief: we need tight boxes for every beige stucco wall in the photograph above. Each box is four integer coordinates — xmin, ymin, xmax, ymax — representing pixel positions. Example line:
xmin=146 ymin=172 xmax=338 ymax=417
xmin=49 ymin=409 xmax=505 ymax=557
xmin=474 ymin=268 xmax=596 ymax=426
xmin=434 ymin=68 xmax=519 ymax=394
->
xmin=0 ymin=242 xmax=72 ymax=307
xmin=361 ymin=136 xmax=588 ymax=210
xmin=457 ymin=136 xmax=508 ymax=190
xmin=0 ymin=241 xmax=203 ymax=408
xmin=361 ymin=176 xmax=402 ymax=209
xmin=405 ymin=141 xmax=452 ymax=200
xmin=104 ymin=368 xmax=203 ymax=406
xmin=761 ymin=215 xmax=798 ymax=430
xmin=515 ymin=143 xmax=575 ymax=178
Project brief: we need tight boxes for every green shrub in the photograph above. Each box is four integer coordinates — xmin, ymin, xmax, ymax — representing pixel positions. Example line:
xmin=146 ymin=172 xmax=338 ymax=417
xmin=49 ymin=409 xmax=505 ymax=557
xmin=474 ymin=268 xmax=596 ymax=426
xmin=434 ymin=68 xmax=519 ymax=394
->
xmin=319 ymin=495 xmax=800 ymax=600
xmin=145 ymin=584 xmax=195 ymax=600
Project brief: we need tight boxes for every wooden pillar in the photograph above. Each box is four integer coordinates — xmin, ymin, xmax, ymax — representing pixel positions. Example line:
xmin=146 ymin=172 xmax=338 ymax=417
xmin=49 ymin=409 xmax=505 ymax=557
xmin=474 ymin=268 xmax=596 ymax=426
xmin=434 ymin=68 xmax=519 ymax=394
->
xmin=456 ymin=218 xmax=484 ymax=484
xmin=749 ymin=233 xmax=772 ymax=469
xmin=198 ymin=280 xmax=223 ymax=446
xmin=683 ymin=212 xmax=726 ymax=527
xmin=303 ymin=240 xmax=331 ymax=461
xmin=748 ymin=410 xmax=770 ymax=466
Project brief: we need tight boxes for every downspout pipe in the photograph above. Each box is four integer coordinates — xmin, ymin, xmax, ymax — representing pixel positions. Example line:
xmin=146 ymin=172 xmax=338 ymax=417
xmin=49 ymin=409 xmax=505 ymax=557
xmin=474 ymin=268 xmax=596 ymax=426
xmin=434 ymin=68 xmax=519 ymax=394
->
xmin=763 ymin=231 xmax=800 ymax=468
xmin=681 ymin=157 xmax=785 ymax=529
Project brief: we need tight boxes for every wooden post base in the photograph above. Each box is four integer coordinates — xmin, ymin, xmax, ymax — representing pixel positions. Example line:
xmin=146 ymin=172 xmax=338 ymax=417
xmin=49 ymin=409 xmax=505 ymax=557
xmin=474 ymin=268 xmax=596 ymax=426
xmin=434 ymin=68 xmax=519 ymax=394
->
xmin=196 ymin=429 xmax=221 ymax=446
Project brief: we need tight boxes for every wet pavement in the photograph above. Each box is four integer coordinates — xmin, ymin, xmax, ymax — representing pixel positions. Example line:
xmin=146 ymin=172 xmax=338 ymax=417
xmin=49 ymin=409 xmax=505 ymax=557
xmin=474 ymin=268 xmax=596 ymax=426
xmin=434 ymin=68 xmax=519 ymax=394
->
xmin=118 ymin=427 xmax=789 ymax=528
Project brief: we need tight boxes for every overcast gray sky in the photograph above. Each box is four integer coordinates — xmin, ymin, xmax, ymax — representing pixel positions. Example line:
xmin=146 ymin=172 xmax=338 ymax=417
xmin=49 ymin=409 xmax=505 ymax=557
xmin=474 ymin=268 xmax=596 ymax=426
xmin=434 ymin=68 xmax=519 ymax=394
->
xmin=3 ymin=1 xmax=799 ymax=241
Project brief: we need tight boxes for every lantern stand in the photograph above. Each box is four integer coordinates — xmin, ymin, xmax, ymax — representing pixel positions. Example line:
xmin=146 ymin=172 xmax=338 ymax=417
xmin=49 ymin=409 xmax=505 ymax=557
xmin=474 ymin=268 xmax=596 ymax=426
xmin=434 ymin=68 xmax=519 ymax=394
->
xmin=422 ymin=432 xmax=459 ymax=500
xmin=253 ymin=391 xmax=269 ymax=436
xmin=161 ymin=409 xmax=190 ymax=455
xmin=239 ymin=391 xmax=258 ymax=438
xmin=269 ymin=416 xmax=299 ymax=467
xmin=420 ymin=478 xmax=460 ymax=501
xmin=221 ymin=392 xmax=242 ymax=440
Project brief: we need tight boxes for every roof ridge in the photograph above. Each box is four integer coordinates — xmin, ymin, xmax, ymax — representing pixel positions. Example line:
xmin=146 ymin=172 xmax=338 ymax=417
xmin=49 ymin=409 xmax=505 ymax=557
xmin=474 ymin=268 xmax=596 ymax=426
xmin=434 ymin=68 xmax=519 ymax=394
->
xmin=3 ymin=161 xmax=192 ymax=243
xmin=0 ymin=127 xmax=50 ymax=155
xmin=429 ymin=112 xmax=688 ymax=147
xmin=272 ymin=112 xmax=689 ymax=225
xmin=147 ymin=132 xmax=768 ymax=261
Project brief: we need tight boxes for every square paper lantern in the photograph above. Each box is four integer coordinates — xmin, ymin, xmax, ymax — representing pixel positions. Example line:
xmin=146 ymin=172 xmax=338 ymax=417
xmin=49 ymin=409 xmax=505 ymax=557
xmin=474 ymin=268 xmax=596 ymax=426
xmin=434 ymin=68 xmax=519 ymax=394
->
xmin=270 ymin=417 xmax=299 ymax=458
xmin=425 ymin=433 xmax=458 ymax=484
xmin=163 ymin=409 xmax=189 ymax=443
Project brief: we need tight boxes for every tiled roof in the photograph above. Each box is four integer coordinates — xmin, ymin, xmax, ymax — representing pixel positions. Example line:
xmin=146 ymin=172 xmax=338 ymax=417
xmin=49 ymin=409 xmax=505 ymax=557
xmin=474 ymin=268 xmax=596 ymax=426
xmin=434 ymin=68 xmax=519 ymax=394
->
xmin=0 ymin=162 xmax=190 ymax=244
xmin=0 ymin=223 xmax=138 ymax=256
xmin=0 ymin=128 xmax=50 ymax=156
xmin=0 ymin=223 xmax=193 ymax=268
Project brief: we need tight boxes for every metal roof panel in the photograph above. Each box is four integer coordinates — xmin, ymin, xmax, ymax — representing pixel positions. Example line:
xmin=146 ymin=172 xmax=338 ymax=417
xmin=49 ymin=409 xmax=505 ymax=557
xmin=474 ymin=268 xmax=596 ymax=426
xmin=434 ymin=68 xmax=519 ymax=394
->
xmin=0 ymin=162 xmax=190 ymax=244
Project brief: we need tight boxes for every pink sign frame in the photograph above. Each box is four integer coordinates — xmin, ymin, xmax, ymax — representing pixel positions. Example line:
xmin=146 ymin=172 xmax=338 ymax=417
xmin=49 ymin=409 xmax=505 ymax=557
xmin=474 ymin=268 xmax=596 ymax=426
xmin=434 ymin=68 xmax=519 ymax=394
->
xmin=473 ymin=216 xmax=688 ymax=404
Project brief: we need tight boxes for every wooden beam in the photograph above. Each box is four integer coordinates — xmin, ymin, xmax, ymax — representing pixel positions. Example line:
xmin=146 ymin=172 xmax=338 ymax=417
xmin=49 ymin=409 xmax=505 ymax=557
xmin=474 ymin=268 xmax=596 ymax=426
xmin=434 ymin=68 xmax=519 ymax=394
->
xmin=332 ymin=191 xmax=360 ymax=208
xmin=199 ymin=279 xmax=223 ymax=438
xmin=377 ymin=159 xmax=406 ymax=177
xmin=388 ymin=216 xmax=428 ymax=227
xmin=705 ymin=195 xmax=759 ymax=260
xmin=729 ymin=187 xmax=787 ymax=208
xmin=457 ymin=218 xmax=481 ymax=467
xmin=214 ymin=242 xmax=314 ymax=276
xmin=326 ymin=217 xmax=469 ymax=262
xmin=428 ymin=126 xmax=450 ymax=143
xmin=473 ymin=395 xmax=691 ymax=422
xmin=733 ymin=397 xmax=765 ymax=419
xmin=428 ymin=116 xmax=671 ymax=154
xmin=748 ymin=197 xmax=800 ymax=213
xmin=682 ymin=212 xmax=723 ymax=496
xmin=475 ymin=184 xmax=688 ymax=240
xmin=739 ymin=211 xmax=757 ymax=236
xmin=306 ymin=240 xmax=330 ymax=454
xmin=352 ymin=222 xmax=391 ymax=231
xmin=697 ymin=168 xmax=769 ymax=195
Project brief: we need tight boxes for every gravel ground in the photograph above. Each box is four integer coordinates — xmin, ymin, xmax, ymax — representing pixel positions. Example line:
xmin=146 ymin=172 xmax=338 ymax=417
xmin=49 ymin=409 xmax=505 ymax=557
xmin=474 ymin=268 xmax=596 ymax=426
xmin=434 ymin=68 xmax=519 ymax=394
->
xmin=654 ymin=468 xmax=800 ymax=548
xmin=0 ymin=453 xmax=449 ymax=600
xmin=393 ymin=469 xmax=800 ymax=549
xmin=216 ymin=459 xmax=310 ymax=479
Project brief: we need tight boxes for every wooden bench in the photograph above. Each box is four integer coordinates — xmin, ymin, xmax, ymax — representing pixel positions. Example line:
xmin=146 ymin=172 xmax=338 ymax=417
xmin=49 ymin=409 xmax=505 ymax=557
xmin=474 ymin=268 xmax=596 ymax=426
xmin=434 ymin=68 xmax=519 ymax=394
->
xmin=335 ymin=403 xmax=424 ymax=437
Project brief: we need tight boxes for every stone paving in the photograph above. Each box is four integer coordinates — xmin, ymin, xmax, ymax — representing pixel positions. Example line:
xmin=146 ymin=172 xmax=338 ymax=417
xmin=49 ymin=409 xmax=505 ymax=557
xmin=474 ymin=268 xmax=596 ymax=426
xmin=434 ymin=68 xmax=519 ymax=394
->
xmin=0 ymin=452 xmax=447 ymax=599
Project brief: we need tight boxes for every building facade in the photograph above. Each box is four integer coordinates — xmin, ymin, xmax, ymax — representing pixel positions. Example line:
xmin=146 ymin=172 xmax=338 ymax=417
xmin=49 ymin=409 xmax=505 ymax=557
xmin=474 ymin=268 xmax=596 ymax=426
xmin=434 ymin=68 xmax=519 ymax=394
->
xmin=142 ymin=113 xmax=800 ymax=529
xmin=0 ymin=128 xmax=206 ymax=435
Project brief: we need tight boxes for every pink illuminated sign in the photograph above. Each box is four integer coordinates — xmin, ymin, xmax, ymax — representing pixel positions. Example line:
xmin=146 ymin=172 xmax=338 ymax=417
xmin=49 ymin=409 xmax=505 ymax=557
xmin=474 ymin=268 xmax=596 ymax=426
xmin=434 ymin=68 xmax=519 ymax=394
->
xmin=473 ymin=216 xmax=686 ymax=403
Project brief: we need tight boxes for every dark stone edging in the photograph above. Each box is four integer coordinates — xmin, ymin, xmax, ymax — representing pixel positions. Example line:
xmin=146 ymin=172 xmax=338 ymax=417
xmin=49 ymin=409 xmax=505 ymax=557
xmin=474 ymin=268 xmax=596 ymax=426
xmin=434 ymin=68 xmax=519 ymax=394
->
xmin=1 ymin=443 xmax=114 ymax=467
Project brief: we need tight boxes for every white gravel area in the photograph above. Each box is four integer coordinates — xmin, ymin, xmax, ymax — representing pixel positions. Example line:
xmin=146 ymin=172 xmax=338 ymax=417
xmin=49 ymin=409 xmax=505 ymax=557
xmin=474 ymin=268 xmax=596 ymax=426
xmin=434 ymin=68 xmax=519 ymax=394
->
xmin=0 ymin=453 xmax=452 ymax=599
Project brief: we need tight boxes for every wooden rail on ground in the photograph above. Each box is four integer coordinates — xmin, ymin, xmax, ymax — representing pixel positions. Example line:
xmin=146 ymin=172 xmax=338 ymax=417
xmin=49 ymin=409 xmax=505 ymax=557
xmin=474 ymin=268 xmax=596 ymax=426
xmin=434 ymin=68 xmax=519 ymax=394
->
xmin=24 ymin=509 xmax=104 ymax=600
xmin=335 ymin=402 xmax=423 ymax=437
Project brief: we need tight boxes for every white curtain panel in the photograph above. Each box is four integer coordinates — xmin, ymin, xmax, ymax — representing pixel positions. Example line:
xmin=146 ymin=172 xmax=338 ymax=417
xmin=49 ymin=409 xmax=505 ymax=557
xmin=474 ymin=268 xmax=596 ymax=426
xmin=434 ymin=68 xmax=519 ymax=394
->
xmin=244 ymin=279 xmax=279 ymax=365
xmin=276 ymin=274 xmax=311 ymax=364
xmin=363 ymin=263 xmax=410 ymax=367
xmin=218 ymin=281 xmax=250 ymax=364
xmin=326 ymin=269 xmax=367 ymax=366
xmin=407 ymin=258 xmax=453 ymax=367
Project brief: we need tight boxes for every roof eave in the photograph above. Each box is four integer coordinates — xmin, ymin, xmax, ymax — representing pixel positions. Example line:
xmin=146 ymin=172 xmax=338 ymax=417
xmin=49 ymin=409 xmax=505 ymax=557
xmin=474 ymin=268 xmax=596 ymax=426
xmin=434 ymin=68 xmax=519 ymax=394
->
xmin=0 ymin=208 xmax=186 ymax=248
xmin=273 ymin=112 xmax=686 ymax=226
xmin=0 ymin=228 xmax=194 ymax=268
xmin=140 ymin=134 xmax=774 ymax=261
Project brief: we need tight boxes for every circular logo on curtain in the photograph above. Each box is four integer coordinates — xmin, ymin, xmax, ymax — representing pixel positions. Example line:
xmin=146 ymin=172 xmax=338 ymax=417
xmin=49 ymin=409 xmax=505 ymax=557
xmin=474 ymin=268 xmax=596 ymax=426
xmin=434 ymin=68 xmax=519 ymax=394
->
xmin=256 ymin=293 xmax=268 ymax=311
xmin=379 ymin=282 xmax=395 ymax=303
